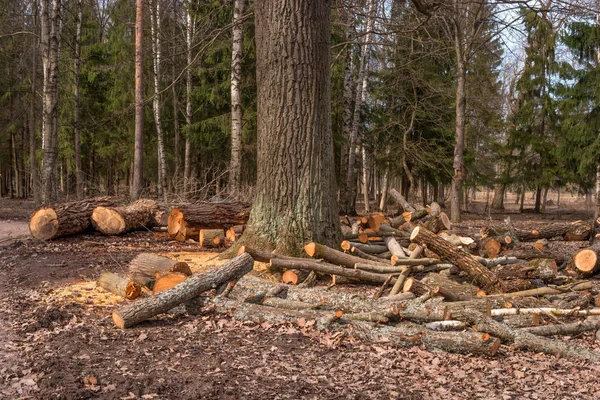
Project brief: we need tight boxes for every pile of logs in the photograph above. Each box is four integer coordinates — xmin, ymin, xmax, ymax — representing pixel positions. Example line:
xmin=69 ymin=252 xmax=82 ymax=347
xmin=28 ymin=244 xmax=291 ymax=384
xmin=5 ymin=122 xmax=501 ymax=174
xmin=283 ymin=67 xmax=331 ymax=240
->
xmin=28 ymin=197 xmax=249 ymax=249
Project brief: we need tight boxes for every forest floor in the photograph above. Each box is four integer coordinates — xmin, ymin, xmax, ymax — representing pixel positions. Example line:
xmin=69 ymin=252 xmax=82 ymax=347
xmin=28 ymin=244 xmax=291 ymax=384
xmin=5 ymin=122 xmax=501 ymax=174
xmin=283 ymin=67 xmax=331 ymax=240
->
xmin=1 ymin=197 xmax=600 ymax=399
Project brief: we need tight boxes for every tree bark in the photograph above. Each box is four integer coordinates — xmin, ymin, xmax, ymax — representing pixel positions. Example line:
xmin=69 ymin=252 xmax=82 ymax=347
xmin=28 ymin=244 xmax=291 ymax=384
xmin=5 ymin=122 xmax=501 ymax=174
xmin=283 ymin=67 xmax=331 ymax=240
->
xmin=29 ymin=196 xmax=117 ymax=240
xmin=229 ymin=0 xmax=245 ymax=196
xmin=305 ymin=242 xmax=387 ymax=269
xmin=40 ymin=0 xmax=62 ymax=203
xmin=150 ymin=0 xmax=167 ymax=201
xmin=183 ymin=3 xmax=194 ymax=194
xmin=410 ymin=226 xmax=506 ymax=293
xmin=29 ymin=0 xmax=41 ymax=204
xmin=242 ymin=0 xmax=340 ymax=255
xmin=271 ymin=258 xmax=393 ymax=285
xmin=131 ymin=0 xmax=144 ymax=200
xmin=450 ymin=40 xmax=466 ymax=223
xmin=199 ymin=228 xmax=226 ymax=248
xmin=345 ymin=0 xmax=376 ymax=215
xmin=91 ymin=199 xmax=160 ymax=235
xmin=113 ymin=253 xmax=254 ymax=328
xmin=73 ymin=0 xmax=83 ymax=199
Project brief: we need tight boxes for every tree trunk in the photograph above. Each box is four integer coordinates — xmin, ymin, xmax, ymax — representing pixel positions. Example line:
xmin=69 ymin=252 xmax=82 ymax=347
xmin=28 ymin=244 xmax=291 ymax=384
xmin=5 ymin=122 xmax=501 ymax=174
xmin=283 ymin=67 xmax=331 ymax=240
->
xmin=345 ymin=0 xmax=376 ymax=216
xmin=40 ymin=0 xmax=62 ymax=203
xmin=131 ymin=0 xmax=144 ymax=200
xmin=242 ymin=0 xmax=340 ymax=255
xmin=91 ymin=199 xmax=160 ymax=235
xmin=29 ymin=196 xmax=117 ymax=240
xmin=229 ymin=0 xmax=245 ymax=196
xmin=183 ymin=3 xmax=194 ymax=194
xmin=150 ymin=0 xmax=167 ymax=201
xmin=29 ymin=0 xmax=41 ymax=204
xmin=73 ymin=0 xmax=83 ymax=199
xmin=339 ymin=18 xmax=354 ymax=212
xmin=113 ymin=253 xmax=254 ymax=328
xmin=171 ymin=2 xmax=181 ymax=187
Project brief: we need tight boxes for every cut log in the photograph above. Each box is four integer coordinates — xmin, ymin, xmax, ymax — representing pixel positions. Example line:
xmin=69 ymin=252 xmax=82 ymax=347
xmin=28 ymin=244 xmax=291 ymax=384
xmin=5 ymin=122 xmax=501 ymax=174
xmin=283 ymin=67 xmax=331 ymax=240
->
xmin=29 ymin=196 xmax=117 ymax=240
xmin=346 ymin=242 xmax=389 ymax=254
xmin=97 ymin=272 xmax=141 ymax=300
xmin=304 ymin=242 xmax=388 ymax=268
xmin=402 ymin=277 xmax=433 ymax=297
xmin=501 ymin=245 xmax=569 ymax=265
xmin=91 ymin=199 xmax=159 ymax=235
xmin=491 ymin=258 xmax=557 ymax=282
xmin=129 ymin=253 xmax=192 ymax=289
xmin=520 ymin=318 xmax=600 ymax=336
xmin=367 ymin=213 xmax=387 ymax=231
xmin=425 ymin=273 xmax=478 ymax=302
xmin=422 ymin=212 xmax=450 ymax=234
xmin=282 ymin=269 xmax=309 ymax=285
xmin=113 ymin=253 xmax=254 ymax=328
xmin=199 ymin=228 xmax=226 ymax=248
xmin=225 ymin=225 xmax=245 ymax=242
xmin=454 ymin=309 xmax=600 ymax=361
xmin=271 ymin=258 xmax=394 ymax=285
xmin=383 ymin=236 xmax=406 ymax=258
xmin=480 ymin=237 xmax=501 ymax=259
xmin=410 ymin=226 xmax=506 ymax=294
xmin=425 ymin=320 xmax=466 ymax=331
xmin=350 ymin=246 xmax=386 ymax=263
xmin=168 ymin=202 xmax=250 ymax=241
xmin=153 ymin=272 xmax=188 ymax=293
xmin=487 ymin=221 xmax=593 ymax=242
xmin=388 ymin=245 xmax=424 ymax=296
xmin=569 ymin=249 xmax=600 ymax=276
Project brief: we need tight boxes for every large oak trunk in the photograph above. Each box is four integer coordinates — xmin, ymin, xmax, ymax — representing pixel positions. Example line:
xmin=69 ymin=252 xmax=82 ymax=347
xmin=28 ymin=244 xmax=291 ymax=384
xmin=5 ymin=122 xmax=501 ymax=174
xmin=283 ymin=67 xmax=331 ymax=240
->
xmin=91 ymin=199 xmax=159 ymax=235
xmin=240 ymin=0 xmax=340 ymax=255
xmin=29 ymin=196 xmax=117 ymax=240
xmin=113 ymin=253 xmax=254 ymax=328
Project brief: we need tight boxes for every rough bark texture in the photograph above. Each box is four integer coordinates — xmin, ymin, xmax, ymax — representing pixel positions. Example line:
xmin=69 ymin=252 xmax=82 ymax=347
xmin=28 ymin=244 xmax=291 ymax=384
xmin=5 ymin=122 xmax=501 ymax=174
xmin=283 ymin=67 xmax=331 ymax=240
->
xmin=73 ymin=0 xmax=83 ymax=199
xmin=40 ymin=0 xmax=62 ymax=203
xmin=113 ymin=253 xmax=254 ymax=328
xmin=91 ymin=199 xmax=159 ymax=235
xmin=410 ymin=226 xmax=506 ymax=293
xmin=229 ymin=0 xmax=245 ymax=195
xmin=183 ymin=6 xmax=194 ymax=193
xmin=243 ymin=0 xmax=340 ymax=255
xmin=29 ymin=196 xmax=117 ymax=240
xmin=131 ymin=0 xmax=144 ymax=200
xmin=199 ymin=229 xmax=226 ymax=248
xmin=304 ymin=242 xmax=388 ymax=269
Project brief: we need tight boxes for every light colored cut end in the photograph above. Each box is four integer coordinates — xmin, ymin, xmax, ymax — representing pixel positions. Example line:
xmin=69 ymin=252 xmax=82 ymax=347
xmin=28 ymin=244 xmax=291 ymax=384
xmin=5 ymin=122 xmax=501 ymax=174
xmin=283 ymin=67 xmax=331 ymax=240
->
xmin=152 ymin=272 xmax=187 ymax=293
xmin=112 ymin=312 xmax=125 ymax=329
xmin=167 ymin=208 xmax=183 ymax=237
xmin=574 ymin=249 xmax=598 ymax=273
xmin=402 ymin=211 xmax=413 ymax=222
xmin=340 ymin=240 xmax=351 ymax=251
xmin=238 ymin=245 xmax=247 ymax=256
xmin=91 ymin=206 xmax=126 ymax=235
xmin=304 ymin=242 xmax=317 ymax=257
xmin=409 ymin=226 xmax=421 ymax=241
xmin=402 ymin=277 xmax=414 ymax=293
xmin=29 ymin=208 xmax=59 ymax=240
xmin=358 ymin=233 xmax=369 ymax=244
xmin=282 ymin=270 xmax=299 ymax=285
xmin=125 ymin=282 xmax=142 ymax=300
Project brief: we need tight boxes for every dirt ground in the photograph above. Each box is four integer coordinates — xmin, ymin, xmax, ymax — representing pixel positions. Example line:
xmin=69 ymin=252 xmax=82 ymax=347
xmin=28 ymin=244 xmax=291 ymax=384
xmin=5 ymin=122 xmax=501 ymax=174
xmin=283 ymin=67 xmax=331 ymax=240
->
xmin=2 ymin=198 xmax=600 ymax=399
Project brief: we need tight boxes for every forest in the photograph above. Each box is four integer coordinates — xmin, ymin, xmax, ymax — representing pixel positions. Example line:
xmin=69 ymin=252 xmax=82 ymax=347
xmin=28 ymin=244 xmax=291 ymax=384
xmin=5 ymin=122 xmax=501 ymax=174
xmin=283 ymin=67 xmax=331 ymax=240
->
xmin=4 ymin=0 xmax=600 ymax=399
xmin=3 ymin=0 xmax=600 ymax=222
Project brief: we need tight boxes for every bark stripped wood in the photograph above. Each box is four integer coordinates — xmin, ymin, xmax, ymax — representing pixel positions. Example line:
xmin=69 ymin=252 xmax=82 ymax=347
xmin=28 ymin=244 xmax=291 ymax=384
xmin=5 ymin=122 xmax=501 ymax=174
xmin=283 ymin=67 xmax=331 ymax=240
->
xmin=129 ymin=253 xmax=192 ymax=289
xmin=168 ymin=202 xmax=250 ymax=241
xmin=271 ymin=258 xmax=394 ymax=285
xmin=425 ymin=320 xmax=466 ymax=331
xmin=29 ymin=196 xmax=117 ymax=240
xmin=410 ymin=226 xmax=506 ymax=294
xmin=91 ymin=199 xmax=159 ymax=235
xmin=384 ymin=236 xmax=406 ymax=258
xmin=388 ymin=188 xmax=415 ymax=213
xmin=199 ymin=228 xmax=226 ymax=248
xmin=97 ymin=272 xmax=141 ymax=300
xmin=113 ymin=253 xmax=254 ymax=329
xmin=304 ymin=242 xmax=388 ymax=268
xmin=569 ymin=248 xmax=600 ymax=276
xmin=489 ymin=307 xmax=600 ymax=317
